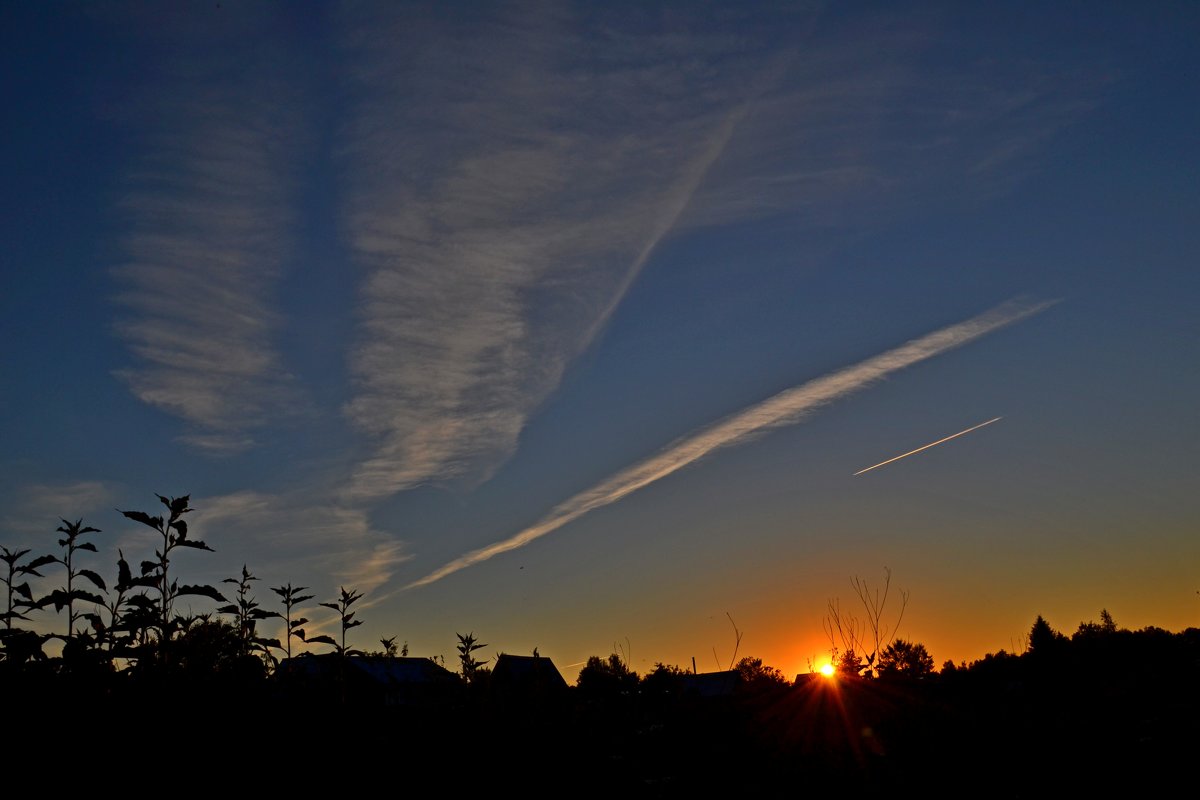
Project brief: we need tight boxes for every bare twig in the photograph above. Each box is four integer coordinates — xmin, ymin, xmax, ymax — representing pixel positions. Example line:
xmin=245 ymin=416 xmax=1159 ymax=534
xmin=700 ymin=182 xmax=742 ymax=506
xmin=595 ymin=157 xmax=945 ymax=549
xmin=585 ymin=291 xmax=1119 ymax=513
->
xmin=725 ymin=612 xmax=743 ymax=670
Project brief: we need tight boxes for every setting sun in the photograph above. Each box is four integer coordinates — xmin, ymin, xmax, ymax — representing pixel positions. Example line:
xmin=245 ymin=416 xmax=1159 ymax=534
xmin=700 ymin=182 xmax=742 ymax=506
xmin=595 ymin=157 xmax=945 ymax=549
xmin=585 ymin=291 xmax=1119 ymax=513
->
xmin=820 ymin=663 xmax=836 ymax=677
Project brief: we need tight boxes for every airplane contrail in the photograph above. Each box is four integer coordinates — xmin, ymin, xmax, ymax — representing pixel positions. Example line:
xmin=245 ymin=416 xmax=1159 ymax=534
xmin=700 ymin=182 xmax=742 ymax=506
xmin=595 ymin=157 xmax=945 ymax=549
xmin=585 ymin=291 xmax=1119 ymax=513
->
xmin=405 ymin=298 xmax=1054 ymax=590
xmin=853 ymin=416 xmax=1004 ymax=476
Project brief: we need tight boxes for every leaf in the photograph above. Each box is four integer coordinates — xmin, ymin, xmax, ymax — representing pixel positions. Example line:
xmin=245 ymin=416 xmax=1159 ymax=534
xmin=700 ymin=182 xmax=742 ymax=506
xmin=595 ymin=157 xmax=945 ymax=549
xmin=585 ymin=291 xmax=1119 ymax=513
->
xmin=216 ymin=604 xmax=239 ymax=615
xmin=13 ymin=582 xmax=32 ymax=600
xmin=293 ymin=595 xmax=314 ymax=605
xmin=116 ymin=555 xmax=133 ymax=590
xmin=47 ymin=589 xmax=70 ymax=611
xmin=170 ymin=520 xmax=188 ymax=538
xmin=1 ymin=547 xmax=32 ymax=563
xmin=257 ymin=637 xmax=283 ymax=650
xmin=305 ymin=635 xmax=336 ymax=647
xmin=124 ymin=594 xmax=156 ymax=609
xmin=23 ymin=554 xmax=58 ymax=574
xmin=77 ymin=569 xmax=107 ymax=591
xmin=120 ymin=510 xmax=163 ymax=531
xmin=291 ymin=617 xmax=308 ymax=628
xmin=71 ymin=589 xmax=106 ymax=606
xmin=177 ymin=585 xmax=228 ymax=603
xmin=318 ymin=602 xmax=339 ymax=612
xmin=75 ymin=542 xmax=99 ymax=553
xmin=175 ymin=539 xmax=214 ymax=552
xmin=346 ymin=620 xmax=363 ymax=630
xmin=292 ymin=629 xmax=306 ymax=641
xmin=140 ymin=560 xmax=158 ymax=576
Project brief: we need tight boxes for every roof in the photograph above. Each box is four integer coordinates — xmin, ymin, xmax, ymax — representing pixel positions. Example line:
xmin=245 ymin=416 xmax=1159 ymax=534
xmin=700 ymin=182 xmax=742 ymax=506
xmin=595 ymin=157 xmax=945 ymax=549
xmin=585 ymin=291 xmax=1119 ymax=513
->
xmin=491 ymin=653 xmax=568 ymax=692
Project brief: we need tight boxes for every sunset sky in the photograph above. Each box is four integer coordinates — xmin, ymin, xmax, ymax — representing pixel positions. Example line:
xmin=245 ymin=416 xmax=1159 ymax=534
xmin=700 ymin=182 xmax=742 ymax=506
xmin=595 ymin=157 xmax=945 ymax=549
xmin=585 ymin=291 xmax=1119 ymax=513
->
xmin=3 ymin=2 xmax=1197 ymax=679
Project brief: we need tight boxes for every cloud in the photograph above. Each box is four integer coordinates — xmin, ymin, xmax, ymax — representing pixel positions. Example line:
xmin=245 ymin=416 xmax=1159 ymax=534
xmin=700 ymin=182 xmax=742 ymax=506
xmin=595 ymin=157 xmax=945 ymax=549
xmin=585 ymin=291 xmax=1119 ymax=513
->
xmin=406 ymin=298 xmax=1055 ymax=589
xmin=192 ymin=490 xmax=409 ymax=594
xmin=3 ymin=481 xmax=117 ymax=537
xmin=111 ymin=21 xmax=308 ymax=453
xmin=335 ymin=6 xmax=782 ymax=502
xmin=332 ymin=6 xmax=1099 ymax=504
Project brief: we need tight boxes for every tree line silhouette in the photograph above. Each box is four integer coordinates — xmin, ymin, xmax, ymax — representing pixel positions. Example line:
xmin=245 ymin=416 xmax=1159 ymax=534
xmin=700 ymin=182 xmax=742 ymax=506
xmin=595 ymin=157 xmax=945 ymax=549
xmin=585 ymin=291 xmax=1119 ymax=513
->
xmin=2 ymin=493 xmax=1197 ymax=792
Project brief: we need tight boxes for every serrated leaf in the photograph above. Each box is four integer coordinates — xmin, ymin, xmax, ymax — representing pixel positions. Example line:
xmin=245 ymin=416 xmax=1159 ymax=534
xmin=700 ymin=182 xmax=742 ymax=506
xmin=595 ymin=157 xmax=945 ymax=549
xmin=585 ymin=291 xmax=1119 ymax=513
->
xmin=346 ymin=620 xmax=363 ymax=629
xmin=71 ymin=590 xmax=105 ymax=606
xmin=292 ymin=617 xmax=308 ymax=628
xmin=24 ymin=554 xmax=58 ymax=573
xmin=257 ymin=637 xmax=283 ymax=650
xmin=216 ymin=604 xmax=239 ymax=615
xmin=177 ymin=584 xmax=227 ymax=602
xmin=141 ymin=560 xmax=157 ymax=576
xmin=47 ymin=589 xmax=70 ymax=611
xmin=175 ymin=539 xmax=214 ymax=551
xmin=14 ymin=582 xmax=32 ymax=600
xmin=120 ymin=510 xmax=163 ymax=530
xmin=77 ymin=569 xmax=107 ymax=591
xmin=292 ymin=629 xmax=306 ymax=641
xmin=76 ymin=542 xmax=99 ymax=553
xmin=318 ymin=602 xmax=338 ymax=612
xmin=170 ymin=519 xmax=188 ymax=538
xmin=294 ymin=595 xmax=314 ymax=605
xmin=305 ymin=635 xmax=336 ymax=647
xmin=2 ymin=547 xmax=32 ymax=563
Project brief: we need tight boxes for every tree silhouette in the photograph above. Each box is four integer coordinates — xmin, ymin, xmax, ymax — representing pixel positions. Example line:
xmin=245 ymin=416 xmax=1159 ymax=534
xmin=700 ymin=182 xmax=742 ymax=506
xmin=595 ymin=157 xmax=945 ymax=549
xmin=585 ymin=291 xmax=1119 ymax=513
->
xmin=876 ymin=638 xmax=934 ymax=678
xmin=1028 ymin=614 xmax=1065 ymax=656
xmin=824 ymin=567 xmax=909 ymax=677
xmin=734 ymin=656 xmax=789 ymax=687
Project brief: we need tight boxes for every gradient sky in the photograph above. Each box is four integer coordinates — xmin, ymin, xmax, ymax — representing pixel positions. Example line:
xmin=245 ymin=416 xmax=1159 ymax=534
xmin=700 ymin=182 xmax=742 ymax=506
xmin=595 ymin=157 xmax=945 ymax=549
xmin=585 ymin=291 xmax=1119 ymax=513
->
xmin=3 ymin=2 xmax=1198 ymax=679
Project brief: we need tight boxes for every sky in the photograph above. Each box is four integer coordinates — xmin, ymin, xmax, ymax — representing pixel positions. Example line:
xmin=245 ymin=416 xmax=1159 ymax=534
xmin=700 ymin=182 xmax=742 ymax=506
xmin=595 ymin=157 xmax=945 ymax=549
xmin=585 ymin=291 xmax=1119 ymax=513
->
xmin=3 ymin=2 xmax=1198 ymax=679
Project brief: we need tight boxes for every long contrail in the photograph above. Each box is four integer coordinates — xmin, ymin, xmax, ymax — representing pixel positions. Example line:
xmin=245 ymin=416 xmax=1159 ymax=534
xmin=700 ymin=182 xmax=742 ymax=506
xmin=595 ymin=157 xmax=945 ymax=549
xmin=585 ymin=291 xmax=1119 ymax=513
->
xmin=405 ymin=298 xmax=1054 ymax=590
xmin=853 ymin=416 xmax=1003 ymax=476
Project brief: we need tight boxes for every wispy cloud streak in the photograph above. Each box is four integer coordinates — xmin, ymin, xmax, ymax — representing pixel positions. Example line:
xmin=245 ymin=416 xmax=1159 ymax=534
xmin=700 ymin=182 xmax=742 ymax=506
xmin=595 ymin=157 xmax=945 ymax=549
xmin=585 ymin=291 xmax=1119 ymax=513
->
xmin=406 ymin=299 xmax=1054 ymax=589
xmin=336 ymin=6 xmax=783 ymax=501
xmin=112 ymin=17 xmax=306 ymax=453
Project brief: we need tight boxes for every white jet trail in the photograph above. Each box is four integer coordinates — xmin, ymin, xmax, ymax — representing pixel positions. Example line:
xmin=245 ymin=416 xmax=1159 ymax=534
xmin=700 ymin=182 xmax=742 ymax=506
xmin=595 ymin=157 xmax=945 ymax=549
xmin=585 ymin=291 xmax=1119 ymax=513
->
xmin=853 ymin=416 xmax=1003 ymax=476
xmin=405 ymin=298 xmax=1053 ymax=590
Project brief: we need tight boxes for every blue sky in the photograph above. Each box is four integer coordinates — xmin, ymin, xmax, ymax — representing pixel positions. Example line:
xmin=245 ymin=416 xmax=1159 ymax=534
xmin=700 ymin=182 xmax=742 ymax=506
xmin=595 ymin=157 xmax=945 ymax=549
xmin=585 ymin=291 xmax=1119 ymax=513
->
xmin=3 ymin=2 xmax=1197 ymax=676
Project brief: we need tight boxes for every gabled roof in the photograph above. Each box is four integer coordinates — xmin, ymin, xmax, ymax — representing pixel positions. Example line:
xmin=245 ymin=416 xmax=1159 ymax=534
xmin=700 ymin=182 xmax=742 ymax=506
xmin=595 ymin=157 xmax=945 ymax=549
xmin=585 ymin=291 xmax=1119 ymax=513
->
xmin=492 ymin=653 xmax=568 ymax=691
